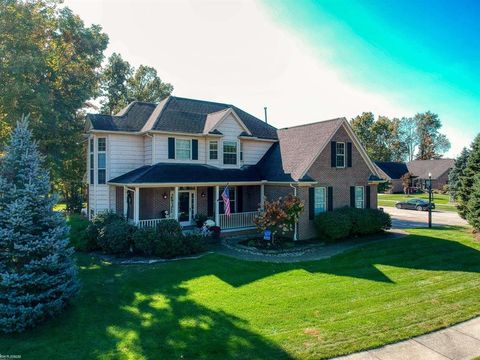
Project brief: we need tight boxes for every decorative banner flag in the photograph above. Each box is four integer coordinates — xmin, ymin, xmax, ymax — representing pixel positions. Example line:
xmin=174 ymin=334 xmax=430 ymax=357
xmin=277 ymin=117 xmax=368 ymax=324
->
xmin=221 ymin=185 xmax=231 ymax=216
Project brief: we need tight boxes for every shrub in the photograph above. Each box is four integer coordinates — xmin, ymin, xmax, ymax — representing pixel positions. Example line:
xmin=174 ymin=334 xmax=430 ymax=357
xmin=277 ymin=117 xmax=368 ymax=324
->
xmin=314 ymin=212 xmax=351 ymax=241
xmin=132 ymin=227 xmax=157 ymax=256
xmin=194 ymin=213 xmax=208 ymax=228
xmin=153 ymin=233 xmax=204 ymax=259
xmin=84 ymin=211 xmax=125 ymax=251
xmin=315 ymin=207 xmax=391 ymax=242
xmin=157 ymin=219 xmax=182 ymax=238
xmin=97 ymin=220 xmax=135 ymax=254
xmin=67 ymin=214 xmax=91 ymax=251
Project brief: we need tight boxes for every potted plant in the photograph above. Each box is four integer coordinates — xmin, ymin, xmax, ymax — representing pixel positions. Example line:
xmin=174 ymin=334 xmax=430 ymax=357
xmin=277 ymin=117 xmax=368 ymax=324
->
xmin=209 ymin=226 xmax=221 ymax=239
xmin=194 ymin=213 xmax=208 ymax=228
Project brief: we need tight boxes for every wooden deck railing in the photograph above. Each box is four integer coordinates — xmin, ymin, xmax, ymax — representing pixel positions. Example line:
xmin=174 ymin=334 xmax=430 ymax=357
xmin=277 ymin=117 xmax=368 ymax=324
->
xmin=220 ymin=211 xmax=258 ymax=230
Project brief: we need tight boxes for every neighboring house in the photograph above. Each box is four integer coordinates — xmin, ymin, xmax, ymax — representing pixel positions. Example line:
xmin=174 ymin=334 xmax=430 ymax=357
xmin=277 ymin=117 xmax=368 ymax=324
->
xmin=86 ymin=96 xmax=382 ymax=240
xmin=375 ymin=159 xmax=454 ymax=193
xmin=407 ymin=159 xmax=454 ymax=190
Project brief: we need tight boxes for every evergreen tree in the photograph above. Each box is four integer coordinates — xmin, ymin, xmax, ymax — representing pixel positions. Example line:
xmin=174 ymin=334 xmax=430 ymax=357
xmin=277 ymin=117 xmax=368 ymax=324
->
xmin=448 ymin=147 xmax=470 ymax=200
xmin=457 ymin=134 xmax=480 ymax=219
xmin=466 ymin=174 xmax=480 ymax=231
xmin=0 ymin=117 xmax=79 ymax=333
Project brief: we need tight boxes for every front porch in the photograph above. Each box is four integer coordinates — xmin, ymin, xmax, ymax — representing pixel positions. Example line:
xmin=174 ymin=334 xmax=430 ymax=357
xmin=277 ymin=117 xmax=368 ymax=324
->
xmin=114 ymin=184 xmax=264 ymax=231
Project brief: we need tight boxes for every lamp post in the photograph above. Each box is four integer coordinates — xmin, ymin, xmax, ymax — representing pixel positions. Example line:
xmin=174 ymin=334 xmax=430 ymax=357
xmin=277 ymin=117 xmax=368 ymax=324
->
xmin=428 ymin=172 xmax=432 ymax=228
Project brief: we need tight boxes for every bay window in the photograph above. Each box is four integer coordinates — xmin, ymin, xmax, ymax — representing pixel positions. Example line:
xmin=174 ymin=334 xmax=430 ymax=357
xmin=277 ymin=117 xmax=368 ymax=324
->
xmin=209 ymin=141 xmax=218 ymax=160
xmin=223 ymin=141 xmax=237 ymax=165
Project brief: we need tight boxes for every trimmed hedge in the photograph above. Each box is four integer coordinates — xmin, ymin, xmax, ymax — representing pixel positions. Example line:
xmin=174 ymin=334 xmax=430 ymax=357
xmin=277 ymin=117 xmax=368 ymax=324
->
xmin=314 ymin=207 xmax=391 ymax=242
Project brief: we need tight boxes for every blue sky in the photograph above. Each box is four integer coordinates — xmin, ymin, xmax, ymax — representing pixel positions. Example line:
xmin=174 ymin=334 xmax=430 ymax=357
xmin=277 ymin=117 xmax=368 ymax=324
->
xmin=66 ymin=0 xmax=479 ymax=157
xmin=262 ymin=0 xmax=480 ymax=155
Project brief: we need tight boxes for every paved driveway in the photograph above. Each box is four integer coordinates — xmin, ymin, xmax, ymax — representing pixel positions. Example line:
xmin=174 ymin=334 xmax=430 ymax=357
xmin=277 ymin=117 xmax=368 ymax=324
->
xmin=382 ymin=206 xmax=468 ymax=229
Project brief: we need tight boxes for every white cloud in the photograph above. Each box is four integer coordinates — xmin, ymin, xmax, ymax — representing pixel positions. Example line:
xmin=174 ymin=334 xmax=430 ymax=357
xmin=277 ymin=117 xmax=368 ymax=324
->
xmin=66 ymin=0 xmax=463 ymax=157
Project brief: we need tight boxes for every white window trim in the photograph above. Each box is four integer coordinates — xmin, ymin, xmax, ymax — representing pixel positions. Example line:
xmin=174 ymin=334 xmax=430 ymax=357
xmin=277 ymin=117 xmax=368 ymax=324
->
xmin=97 ymin=137 xmax=107 ymax=185
xmin=222 ymin=140 xmax=239 ymax=166
xmin=175 ymin=138 xmax=192 ymax=160
xmin=355 ymin=186 xmax=365 ymax=209
xmin=89 ymin=137 xmax=94 ymax=185
xmin=209 ymin=140 xmax=218 ymax=160
xmin=336 ymin=142 xmax=346 ymax=168
xmin=314 ymin=186 xmax=327 ymax=215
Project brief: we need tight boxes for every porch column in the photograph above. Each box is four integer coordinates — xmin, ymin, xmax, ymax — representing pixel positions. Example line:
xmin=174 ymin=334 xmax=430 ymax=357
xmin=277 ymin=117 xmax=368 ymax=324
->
xmin=215 ymin=185 xmax=220 ymax=226
xmin=134 ymin=187 xmax=140 ymax=224
xmin=123 ymin=187 xmax=128 ymax=218
xmin=173 ymin=186 xmax=179 ymax=221
xmin=260 ymin=184 xmax=265 ymax=211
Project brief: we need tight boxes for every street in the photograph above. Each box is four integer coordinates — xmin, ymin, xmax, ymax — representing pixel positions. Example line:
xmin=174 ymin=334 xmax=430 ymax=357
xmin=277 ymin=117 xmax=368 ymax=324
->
xmin=382 ymin=206 xmax=468 ymax=229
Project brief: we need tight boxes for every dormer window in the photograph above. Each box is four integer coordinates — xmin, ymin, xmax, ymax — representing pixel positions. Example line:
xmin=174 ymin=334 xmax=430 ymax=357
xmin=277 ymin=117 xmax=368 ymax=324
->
xmin=223 ymin=141 xmax=237 ymax=165
xmin=176 ymin=139 xmax=191 ymax=160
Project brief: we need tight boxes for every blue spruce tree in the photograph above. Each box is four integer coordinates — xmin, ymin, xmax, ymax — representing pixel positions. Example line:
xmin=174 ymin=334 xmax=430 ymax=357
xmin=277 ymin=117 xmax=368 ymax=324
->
xmin=0 ymin=117 xmax=79 ymax=333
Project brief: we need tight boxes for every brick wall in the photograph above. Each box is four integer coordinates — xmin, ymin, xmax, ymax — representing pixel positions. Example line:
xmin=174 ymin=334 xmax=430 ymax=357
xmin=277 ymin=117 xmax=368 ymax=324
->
xmin=115 ymin=187 xmax=124 ymax=215
xmin=139 ymin=188 xmax=172 ymax=220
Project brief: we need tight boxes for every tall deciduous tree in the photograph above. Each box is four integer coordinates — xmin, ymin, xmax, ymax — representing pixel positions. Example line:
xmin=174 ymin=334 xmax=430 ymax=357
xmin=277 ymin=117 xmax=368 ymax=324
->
xmin=448 ymin=147 xmax=470 ymax=201
xmin=457 ymin=134 xmax=480 ymax=219
xmin=0 ymin=118 xmax=79 ymax=333
xmin=0 ymin=0 xmax=108 ymax=211
xmin=100 ymin=54 xmax=173 ymax=115
xmin=398 ymin=117 xmax=418 ymax=162
xmin=415 ymin=111 xmax=451 ymax=159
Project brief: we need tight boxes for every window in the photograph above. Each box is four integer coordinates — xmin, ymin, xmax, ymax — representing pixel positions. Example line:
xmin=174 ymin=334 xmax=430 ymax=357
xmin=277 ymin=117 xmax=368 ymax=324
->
xmin=336 ymin=142 xmax=345 ymax=168
xmin=223 ymin=141 xmax=237 ymax=165
xmin=355 ymin=186 xmax=364 ymax=209
xmin=219 ymin=187 xmax=236 ymax=214
xmin=314 ymin=187 xmax=327 ymax=215
xmin=97 ymin=138 xmax=106 ymax=184
xmin=89 ymin=138 xmax=94 ymax=185
xmin=209 ymin=141 xmax=218 ymax=160
xmin=176 ymin=139 xmax=191 ymax=160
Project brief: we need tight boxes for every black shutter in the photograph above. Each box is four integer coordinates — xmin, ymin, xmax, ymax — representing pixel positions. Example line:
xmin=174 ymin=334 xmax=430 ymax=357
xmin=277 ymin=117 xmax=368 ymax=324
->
xmin=309 ymin=187 xmax=315 ymax=220
xmin=350 ymin=186 xmax=355 ymax=207
xmin=331 ymin=141 xmax=337 ymax=167
xmin=366 ymin=186 xmax=371 ymax=209
xmin=207 ymin=187 xmax=214 ymax=216
xmin=327 ymin=186 xmax=333 ymax=211
xmin=237 ymin=186 xmax=243 ymax=212
xmin=192 ymin=139 xmax=198 ymax=160
xmin=347 ymin=142 xmax=353 ymax=168
xmin=168 ymin=137 xmax=175 ymax=159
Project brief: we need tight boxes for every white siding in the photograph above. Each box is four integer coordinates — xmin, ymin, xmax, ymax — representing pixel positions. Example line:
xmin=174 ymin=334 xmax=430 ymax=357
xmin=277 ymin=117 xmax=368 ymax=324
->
xmin=154 ymin=134 xmax=206 ymax=164
xmin=242 ymin=140 xmax=272 ymax=165
xmin=216 ymin=114 xmax=244 ymax=140
xmin=108 ymin=134 xmax=145 ymax=179
xmin=144 ymin=136 xmax=152 ymax=165
xmin=109 ymin=185 xmax=116 ymax=211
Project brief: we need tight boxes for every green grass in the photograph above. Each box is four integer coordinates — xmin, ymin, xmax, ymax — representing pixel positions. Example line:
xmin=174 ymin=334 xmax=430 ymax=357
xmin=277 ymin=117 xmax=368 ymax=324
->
xmin=66 ymin=214 xmax=89 ymax=247
xmin=378 ymin=193 xmax=458 ymax=212
xmin=1 ymin=227 xmax=480 ymax=359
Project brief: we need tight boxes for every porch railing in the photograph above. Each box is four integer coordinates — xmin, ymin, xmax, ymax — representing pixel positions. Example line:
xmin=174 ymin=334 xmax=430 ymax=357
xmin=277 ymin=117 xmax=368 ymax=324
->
xmin=220 ymin=211 xmax=259 ymax=230
xmin=137 ymin=218 xmax=170 ymax=228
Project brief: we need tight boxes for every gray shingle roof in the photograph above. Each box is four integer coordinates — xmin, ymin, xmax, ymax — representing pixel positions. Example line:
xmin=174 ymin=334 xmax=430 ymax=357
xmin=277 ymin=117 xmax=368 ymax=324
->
xmin=277 ymin=118 xmax=345 ymax=180
xmin=406 ymin=159 xmax=455 ymax=179
xmin=87 ymin=96 xmax=278 ymax=139
xmin=374 ymin=161 xmax=409 ymax=180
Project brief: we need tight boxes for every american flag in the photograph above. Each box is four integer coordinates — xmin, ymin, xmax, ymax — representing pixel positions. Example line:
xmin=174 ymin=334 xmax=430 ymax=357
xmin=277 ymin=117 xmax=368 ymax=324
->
xmin=221 ymin=186 xmax=231 ymax=216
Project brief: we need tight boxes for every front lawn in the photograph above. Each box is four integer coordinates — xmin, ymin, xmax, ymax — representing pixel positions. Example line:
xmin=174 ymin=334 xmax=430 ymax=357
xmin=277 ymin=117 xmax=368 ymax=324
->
xmin=378 ymin=193 xmax=457 ymax=212
xmin=1 ymin=227 xmax=480 ymax=359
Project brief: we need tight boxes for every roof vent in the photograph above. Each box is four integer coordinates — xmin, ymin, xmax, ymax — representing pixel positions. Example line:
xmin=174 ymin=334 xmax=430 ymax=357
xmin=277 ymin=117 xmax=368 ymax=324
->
xmin=264 ymin=107 xmax=268 ymax=123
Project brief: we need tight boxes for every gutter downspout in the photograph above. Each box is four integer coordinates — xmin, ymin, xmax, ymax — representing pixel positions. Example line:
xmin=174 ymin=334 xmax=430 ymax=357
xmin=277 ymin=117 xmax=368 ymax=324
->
xmin=289 ymin=183 xmax=298 ymax=241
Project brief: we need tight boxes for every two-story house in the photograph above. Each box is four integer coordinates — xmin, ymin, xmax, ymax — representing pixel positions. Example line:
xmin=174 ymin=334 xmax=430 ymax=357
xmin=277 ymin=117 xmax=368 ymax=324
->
xmin=86 ymin=96 xmax=382 ymax=240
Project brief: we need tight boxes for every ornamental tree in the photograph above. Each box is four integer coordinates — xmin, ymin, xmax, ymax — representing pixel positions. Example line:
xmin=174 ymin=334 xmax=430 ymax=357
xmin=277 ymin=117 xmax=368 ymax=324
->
xmin=253 ymin=194 xmax=304 ymax=242
xmin=0 ymin=117 xmax=79 ymax=333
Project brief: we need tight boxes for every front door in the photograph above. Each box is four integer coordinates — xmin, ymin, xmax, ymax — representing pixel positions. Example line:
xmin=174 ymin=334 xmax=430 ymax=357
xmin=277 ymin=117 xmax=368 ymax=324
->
xmin=177 ymin=190 xmax=195 ymax=225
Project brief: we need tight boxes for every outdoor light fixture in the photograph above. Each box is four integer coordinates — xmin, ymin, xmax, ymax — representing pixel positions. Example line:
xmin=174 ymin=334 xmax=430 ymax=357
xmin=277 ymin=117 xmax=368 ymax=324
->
xmin=162 ymin=192 xmax=167 ymax=199
xmin=201 ymin=191 xmax=206 ymax=198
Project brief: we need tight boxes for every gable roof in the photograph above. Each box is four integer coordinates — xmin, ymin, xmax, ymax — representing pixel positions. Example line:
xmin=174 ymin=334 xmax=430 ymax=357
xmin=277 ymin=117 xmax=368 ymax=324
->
xmin=87 ymin=96 xmax=278 ymax=139
xmin=406 ymin=159 xmax=455 ymax=179
xmin=88 ymin=102 xmax=157 ymax=132
xmin=374 ymin=161 xmax=409 ymax=180
xmin=276 ymin=118 xmax=345 ymax=180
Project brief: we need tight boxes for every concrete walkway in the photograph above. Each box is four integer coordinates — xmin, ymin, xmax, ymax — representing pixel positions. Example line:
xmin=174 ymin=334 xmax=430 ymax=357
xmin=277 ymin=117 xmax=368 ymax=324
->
xmin=334 ymin=316 xmax=480 ymax=360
